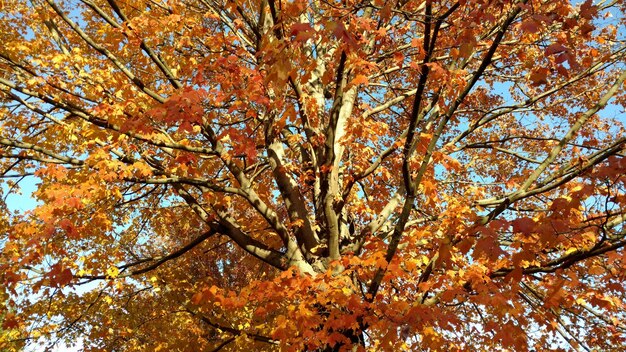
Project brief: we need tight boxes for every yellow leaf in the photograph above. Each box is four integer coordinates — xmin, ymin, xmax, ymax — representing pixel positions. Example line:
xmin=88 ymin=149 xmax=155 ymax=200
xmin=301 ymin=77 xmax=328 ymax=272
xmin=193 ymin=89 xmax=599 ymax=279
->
xmin=106 ymin=266 xmax=120 ymax=279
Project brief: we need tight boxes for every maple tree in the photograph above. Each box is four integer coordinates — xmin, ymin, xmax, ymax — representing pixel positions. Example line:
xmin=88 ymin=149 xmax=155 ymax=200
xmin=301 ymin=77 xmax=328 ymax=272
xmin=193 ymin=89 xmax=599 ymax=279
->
xmin=0 ymin=0 xmax=626 ymax=350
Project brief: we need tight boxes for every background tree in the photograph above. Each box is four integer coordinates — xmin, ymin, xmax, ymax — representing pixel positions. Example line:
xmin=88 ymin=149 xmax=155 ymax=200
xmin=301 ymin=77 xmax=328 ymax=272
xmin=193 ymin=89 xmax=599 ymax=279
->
xmin=1 ymin=0 xmax=625 ymax=350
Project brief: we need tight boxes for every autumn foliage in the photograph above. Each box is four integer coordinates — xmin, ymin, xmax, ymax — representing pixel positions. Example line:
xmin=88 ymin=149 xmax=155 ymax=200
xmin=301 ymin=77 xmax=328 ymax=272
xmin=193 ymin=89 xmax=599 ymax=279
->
xmin=1 ymin=0 xmax=626 ymax=350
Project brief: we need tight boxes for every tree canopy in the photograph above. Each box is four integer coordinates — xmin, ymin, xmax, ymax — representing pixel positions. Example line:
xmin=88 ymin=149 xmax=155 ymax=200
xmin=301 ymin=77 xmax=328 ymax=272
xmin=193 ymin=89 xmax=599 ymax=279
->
xmin=1 ymin=0 xmax=626 ymax=350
